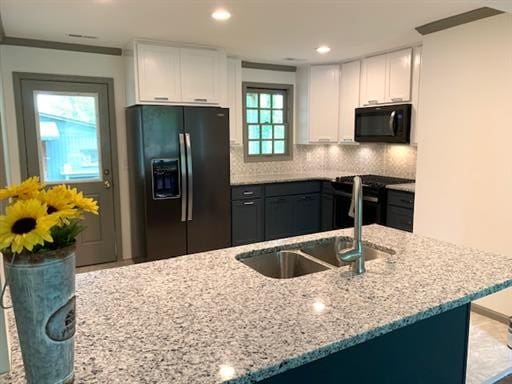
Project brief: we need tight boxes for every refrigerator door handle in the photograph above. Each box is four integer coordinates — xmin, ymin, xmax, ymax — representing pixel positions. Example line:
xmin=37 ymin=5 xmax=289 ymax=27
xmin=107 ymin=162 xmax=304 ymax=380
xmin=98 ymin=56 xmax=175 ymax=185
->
xmin=185 ymin=133 xmax=193 ymax=221
xmin=179 ymin=133 xmax=187 ymax=222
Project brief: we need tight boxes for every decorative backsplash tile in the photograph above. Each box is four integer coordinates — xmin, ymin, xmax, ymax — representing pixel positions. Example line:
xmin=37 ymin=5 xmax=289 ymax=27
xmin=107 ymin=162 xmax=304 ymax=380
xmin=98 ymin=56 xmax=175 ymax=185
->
xmin=230 ymin=144 xmax=416 ymax=179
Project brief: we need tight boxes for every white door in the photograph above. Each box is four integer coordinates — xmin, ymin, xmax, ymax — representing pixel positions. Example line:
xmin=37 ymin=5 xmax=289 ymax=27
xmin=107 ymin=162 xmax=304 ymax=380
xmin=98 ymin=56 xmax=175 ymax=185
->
xmin=309 ymin=65 xmax=340 ymax=143
xmin=180 ymin=48 xmax=222 ymax=104
xmin=339 ymin=60 xmax=361 ymax=143
xmin=386 ymin=48 xmax=413 ymax=103
xmin=137 ymin=43 xmax=181 ymax=103
xmin=360 ymin=54 xmax=387 ymax=105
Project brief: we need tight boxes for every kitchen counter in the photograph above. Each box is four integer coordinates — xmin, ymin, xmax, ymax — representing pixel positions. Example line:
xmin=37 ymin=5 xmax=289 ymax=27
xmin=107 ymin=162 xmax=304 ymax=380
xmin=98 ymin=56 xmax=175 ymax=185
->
xmin=2 ymin=225 xmax=512 ymax=383
xmin=386 ymin=183 xmax=416 ymax=193
xmin=230 ymin=171 xmax=356 ymax=186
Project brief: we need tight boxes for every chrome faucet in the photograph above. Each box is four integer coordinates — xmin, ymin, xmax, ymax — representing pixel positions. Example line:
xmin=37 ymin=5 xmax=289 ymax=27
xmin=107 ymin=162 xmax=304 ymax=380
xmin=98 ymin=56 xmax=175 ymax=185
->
xmin=336 ymin=176 xmax=365 ymax=275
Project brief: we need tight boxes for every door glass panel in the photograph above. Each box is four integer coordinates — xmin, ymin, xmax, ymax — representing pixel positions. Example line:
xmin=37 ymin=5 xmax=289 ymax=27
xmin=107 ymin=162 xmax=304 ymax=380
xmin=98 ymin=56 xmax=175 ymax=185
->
xmin=34 ymin=91 xmax=102 ymax=183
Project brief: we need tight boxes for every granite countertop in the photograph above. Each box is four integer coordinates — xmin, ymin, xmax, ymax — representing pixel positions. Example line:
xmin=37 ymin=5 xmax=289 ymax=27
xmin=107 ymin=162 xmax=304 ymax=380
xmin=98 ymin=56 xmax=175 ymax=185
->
xmin=3 ymin=225 xmax=512 ymax=383
xmin=230 ymin=171 xmax=356 ymax=186
xmin=386 ymin=183 xmax=416 ymax=193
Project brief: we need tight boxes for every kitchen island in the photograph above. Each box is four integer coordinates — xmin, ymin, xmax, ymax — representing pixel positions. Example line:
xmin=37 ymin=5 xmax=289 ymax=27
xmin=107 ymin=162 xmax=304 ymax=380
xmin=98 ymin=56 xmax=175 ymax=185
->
xmin=2 ymin=225 xmax=512 ymax=383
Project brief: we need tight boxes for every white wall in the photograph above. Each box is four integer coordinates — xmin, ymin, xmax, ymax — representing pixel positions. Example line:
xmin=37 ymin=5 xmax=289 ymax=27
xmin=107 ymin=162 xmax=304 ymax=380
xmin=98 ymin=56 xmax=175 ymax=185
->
xmin=0 ymin=45 xmax=132 ymax=260
xmin=414 ymin=13 xmax=512 ymax=314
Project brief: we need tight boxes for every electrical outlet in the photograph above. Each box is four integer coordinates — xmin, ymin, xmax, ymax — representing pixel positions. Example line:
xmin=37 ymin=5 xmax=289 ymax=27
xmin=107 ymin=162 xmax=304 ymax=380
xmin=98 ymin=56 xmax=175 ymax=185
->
xmin=306 ymin=152 xmax=312 ymax=161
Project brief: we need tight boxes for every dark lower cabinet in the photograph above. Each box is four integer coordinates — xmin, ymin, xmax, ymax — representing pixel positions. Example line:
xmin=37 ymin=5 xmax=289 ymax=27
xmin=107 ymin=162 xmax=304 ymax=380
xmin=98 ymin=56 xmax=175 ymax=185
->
xmin=321 ymin=193 xmax=334 ymax=231
xmin=231 ymin=199 xmax=264 ymax=246
xmin=264 ymin=196 xmax=294 ymax=240
xmin=292 ymin=194 xmax=320 ymax=235
xmin=261 ymin=304 xmax=471 ymax=384
xmin=386 ymin=190 xmax=414 ymax=232
xmin=232 ymin=181 xmax=323 ymax=245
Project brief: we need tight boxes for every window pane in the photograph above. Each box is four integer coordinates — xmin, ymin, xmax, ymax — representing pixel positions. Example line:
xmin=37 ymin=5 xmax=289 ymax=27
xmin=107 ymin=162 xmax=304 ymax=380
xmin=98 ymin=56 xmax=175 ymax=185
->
xmin=248 ymin=125 xmax=260 ymax=139
xmin=260 ymin=109 xmax=271 ymax=124
xmin=261 ymin=125 xmax=272 ymax=139
xmin=272 ymin=110 xmax=283 ymax=124
xmin=260 ymin=93 xmax=271 ymax=108
xmin=261 ymin=140 xmax=273 ymax=154
xmin=274 ymin=125 xmax=285 ymax=139
xmin=248 ymin=141 xmax=260 ymax=155
xmin=246 ymin=109 xmax=258 ymax=124
xmin=274 ymin=140 xmax=285 ymax=154
xmin=35 ymin=91 xmax=102 ymax=183
xmin=246 ymin=92 xmax=258 ymax=108
xmin=272 ymin=94 xmax=283 ymax=109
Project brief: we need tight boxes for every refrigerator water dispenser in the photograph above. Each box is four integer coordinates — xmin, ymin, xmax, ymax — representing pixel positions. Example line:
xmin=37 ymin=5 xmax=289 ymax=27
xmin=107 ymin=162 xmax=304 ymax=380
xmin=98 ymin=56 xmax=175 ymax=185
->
xmin=151 ymin=158 xmax=180 ymax=199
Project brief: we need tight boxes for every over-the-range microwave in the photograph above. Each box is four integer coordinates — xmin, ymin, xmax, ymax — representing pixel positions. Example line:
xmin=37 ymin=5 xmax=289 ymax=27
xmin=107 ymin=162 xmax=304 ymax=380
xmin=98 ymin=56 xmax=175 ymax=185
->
xmin=355 ymin=104 xmax=412 ymax=143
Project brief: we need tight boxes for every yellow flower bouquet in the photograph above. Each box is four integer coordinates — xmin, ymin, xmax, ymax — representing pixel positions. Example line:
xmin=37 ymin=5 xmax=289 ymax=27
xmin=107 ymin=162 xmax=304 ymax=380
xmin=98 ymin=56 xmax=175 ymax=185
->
xmin=0 ymin=176 xmax=98 ymax=255
xmin=0 ymin=177 xmax=98 ymax=384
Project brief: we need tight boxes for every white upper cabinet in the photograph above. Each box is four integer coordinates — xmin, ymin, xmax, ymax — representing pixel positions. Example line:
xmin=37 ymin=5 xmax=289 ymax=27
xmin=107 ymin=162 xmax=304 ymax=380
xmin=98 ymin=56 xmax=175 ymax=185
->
xmin=360 ymin=48 xmax=412 ymax=106
xmin=126 ymin=40 xmax=227 ymax=106
xmin=296 ymin=65 xmax=340 ymax=144
xmin=226 ymin=58 xmax=243 ymax=145
xmin=360 ymin=55 xmax=387 ymax=106
xmin=339 ymin=60 xmax=361 ymax=143
xmin=137 ymin=44 xmax=181 ymax=103
xmin=410 ymin=46 xmax=422 ymax=145
xmin=386 ymin=48 xmax=413 ymax=103
xmin=180 ymin=48 xmax=225 ymax=104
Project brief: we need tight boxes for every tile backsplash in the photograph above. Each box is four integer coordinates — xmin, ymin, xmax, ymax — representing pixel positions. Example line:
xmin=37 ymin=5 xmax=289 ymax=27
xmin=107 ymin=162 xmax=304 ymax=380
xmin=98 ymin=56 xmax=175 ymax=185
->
xmin=230 ymin=144 xmax=416 ymax=179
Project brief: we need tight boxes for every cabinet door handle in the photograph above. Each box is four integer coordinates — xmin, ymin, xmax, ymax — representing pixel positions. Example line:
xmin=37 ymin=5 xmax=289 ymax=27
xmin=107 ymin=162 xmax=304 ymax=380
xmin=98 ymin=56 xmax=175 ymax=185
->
xmin=243 ymin=191 xmax=254 ymax=196
xmin=317 ymin=138 xmax=331 ymax=143
xmin=194 ymin=98 xmax=208 ymax=102
xmin=367 ymin=99 xmax=378 ymax=105
xmin=243 ymin=201 xmax=255 ymax=206
xmin=154 ymin=96 xmax=169 ymax=101
xmin=391 ymin=97 xmax=403 ymax=102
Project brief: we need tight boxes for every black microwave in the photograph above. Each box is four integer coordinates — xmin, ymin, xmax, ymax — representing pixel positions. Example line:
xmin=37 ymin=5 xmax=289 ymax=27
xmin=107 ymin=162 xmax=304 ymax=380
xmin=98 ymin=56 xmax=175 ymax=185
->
xmin=355 ymin=104 xmax=412 ymax=143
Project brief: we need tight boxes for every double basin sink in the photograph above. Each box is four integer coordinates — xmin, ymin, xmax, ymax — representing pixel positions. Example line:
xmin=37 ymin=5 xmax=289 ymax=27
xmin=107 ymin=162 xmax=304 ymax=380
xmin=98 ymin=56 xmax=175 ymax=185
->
xmin=237 ymin=237 xmax=395 ymax=279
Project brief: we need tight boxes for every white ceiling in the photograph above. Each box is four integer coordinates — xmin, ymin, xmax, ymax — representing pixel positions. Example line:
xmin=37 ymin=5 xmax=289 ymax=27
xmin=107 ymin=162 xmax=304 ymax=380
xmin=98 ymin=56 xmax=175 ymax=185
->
xmin=0 ymin=0 xmax=508 ymax=64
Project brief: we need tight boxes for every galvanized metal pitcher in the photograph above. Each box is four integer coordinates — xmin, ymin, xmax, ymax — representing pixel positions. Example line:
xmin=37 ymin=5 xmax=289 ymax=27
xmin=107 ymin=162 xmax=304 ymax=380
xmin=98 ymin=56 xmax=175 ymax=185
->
xmin=4 ymin=246 xmax=76 ymax=384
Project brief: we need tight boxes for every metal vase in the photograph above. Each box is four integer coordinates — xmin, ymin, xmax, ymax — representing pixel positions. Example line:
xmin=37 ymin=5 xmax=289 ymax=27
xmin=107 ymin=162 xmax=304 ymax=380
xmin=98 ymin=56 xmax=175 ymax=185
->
xmin=4 ymin=246 xmax=76 ymax=384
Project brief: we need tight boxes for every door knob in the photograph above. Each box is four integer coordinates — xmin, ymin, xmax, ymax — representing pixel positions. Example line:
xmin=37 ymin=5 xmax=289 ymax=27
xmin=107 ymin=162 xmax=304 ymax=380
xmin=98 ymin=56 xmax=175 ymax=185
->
xmin=104 ymin=180 xmax=112 ymax=189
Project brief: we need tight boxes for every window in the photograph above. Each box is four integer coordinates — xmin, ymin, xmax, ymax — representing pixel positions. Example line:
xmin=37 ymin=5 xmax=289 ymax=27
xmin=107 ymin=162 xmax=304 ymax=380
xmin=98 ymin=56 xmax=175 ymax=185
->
xmin=243 ymin=82 xmax=293 ymax=161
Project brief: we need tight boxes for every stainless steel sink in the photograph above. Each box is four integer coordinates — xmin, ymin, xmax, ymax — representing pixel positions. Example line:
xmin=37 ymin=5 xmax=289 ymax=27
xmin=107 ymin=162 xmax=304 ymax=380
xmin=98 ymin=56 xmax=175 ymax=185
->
xmin=238 ymin=250 xmax=330 ymax=279
xmin=301 ymin=238 xmax=395 ymax=267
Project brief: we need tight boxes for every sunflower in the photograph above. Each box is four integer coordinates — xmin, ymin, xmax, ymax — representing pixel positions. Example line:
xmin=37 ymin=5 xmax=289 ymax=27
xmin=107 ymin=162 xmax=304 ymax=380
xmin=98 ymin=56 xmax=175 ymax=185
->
xmin=36 ymin=187 xmax=80 ymax=224
xmin=65 ymin=186 xmax=99 ymax=215
xmin=0 ymin=199 xmax=60 ymax=254
xmin=0 ymin=177 xmax=44 ymax=201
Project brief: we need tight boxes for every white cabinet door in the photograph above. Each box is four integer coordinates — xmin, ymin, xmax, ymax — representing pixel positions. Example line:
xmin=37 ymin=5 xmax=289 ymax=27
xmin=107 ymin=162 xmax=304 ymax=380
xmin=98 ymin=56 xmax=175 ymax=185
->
xmin=180 ymin=48 xmax=223 ymax=104
xmin=360 ymin=54 xmax=387 ymax=105
xmin=309 ymin=65 xmax=340 ymax=142
xmin=339 ymin=60 xmax=361 ymax=143
xmin=226 ymin=58 xmax=242 ymax=145
xmin=410 ymin=46 xmax=422 ymax=144
xmin=386 ymin=48 xmax=412 ymax=103
xmin=137 ymin=44 xmax=181 ymax=103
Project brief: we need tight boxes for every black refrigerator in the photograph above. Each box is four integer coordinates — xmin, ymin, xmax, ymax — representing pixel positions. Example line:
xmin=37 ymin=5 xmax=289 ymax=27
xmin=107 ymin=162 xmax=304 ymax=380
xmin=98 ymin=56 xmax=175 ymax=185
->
xmin=126 ymin=106 xmax=231 ymax=260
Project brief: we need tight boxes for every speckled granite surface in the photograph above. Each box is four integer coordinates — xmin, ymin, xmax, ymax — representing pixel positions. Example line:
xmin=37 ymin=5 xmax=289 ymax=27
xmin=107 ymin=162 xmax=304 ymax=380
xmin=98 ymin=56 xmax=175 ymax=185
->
xmin=386 ymin=183 xmax=416 ymax=193
xmin=230 ymin=171 xmax=355 ymax=185
xmin=2 ymin=225 xmax=512 ymax=383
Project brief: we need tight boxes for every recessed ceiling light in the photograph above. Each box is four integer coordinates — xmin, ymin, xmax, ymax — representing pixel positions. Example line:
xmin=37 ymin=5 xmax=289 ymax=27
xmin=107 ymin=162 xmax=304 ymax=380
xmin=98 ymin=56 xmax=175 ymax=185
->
xmin=211 ymin=9 xmax=231 ymax=21
xmin=316 ymin=45 xmax=331 ymax=54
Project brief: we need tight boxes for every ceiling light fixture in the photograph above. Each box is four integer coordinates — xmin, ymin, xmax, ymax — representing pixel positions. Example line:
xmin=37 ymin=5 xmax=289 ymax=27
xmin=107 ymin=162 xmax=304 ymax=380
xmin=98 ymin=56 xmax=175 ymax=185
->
xmin=211 ymin=9 xmax=231 ymax=21
xmin=316 ymin=45 xmax=331 ymax=54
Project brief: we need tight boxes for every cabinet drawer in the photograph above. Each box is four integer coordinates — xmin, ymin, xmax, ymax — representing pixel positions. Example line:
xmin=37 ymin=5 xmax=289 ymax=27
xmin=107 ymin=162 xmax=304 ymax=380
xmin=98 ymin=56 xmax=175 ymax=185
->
xmin=387 ymin=190 xmax=415 ymax=210
xmin=386 ymin=205 xmax=413 ymax=232
xmin=265 ymin=181 xmax=321 ymax=197
xmin=232 ymin=185 xmax=263 ymax=200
